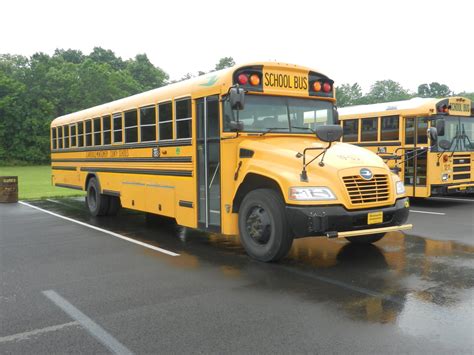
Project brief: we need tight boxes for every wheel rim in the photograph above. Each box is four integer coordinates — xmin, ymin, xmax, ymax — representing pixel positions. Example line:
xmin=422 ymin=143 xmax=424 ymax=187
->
xmin=88 ymin=185 xmax=97 ymax=210
xmin=246 ymin=205 xmax=272 ymax=245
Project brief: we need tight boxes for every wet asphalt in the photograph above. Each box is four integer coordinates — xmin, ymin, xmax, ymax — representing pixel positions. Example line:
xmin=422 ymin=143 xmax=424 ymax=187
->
xmin=0 ymin=196 xmax=473 ymax=354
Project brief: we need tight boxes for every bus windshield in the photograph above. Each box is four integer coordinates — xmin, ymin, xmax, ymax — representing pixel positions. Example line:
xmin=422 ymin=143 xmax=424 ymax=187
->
xmin=437 ymin=116 xmax=474 ymax=151
xmin=223 ymin=95 xmax=334 ymax=133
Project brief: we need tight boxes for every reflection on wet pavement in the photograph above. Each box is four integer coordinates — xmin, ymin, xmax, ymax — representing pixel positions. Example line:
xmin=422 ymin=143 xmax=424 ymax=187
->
xmin=30 ymin=198 xmax=474 ymax=339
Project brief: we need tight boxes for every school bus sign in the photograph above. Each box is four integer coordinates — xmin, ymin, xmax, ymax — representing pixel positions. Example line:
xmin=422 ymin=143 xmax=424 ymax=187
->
xmin=448 ymin=97 xmax=471 ymax=116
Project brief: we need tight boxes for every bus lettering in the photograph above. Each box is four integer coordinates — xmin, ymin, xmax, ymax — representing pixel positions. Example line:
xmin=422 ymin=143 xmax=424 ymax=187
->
xmin=264 ymin=73 xmax=307 ymax=90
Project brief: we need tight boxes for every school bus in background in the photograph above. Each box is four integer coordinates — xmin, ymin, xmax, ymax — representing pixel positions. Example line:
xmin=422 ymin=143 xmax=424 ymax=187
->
xmin=50 ymin=61 xmax=411 ymax=262
xmin=339 ymin=97 xmax=474 ymax=198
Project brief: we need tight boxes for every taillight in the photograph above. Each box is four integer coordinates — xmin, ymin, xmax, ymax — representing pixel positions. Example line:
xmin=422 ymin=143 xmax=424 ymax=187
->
xmin=249 ymin=74 xmax=260 ymax=86
xmin=323 ymin=82 xmax=332 ymax=93
xmin=237 ymin=74 xmax=248 ymax=85
xmin=437 ymin=104 xmax=450 ymax=113
xmin=313 ymin=81 xmax=322 ymax=92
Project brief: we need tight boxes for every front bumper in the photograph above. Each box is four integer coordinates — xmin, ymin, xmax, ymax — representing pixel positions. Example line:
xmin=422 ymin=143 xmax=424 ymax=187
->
xmin=286 ymin=197 xmax=410 ymax=238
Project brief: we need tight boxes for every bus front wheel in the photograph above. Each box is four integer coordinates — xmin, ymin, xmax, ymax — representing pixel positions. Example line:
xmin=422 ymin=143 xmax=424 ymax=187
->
xmin=238 ymin=188 xmax=293 ymax=262
xmin=345 ymin=233 xmax=385 ymax=244
xmin=85 ymin=177 xmax=109 ymax=217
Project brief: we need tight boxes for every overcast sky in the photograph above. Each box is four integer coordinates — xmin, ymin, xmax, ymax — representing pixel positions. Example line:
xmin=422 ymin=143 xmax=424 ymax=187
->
xmin=2 ymin=0 xmax=473 ymax=94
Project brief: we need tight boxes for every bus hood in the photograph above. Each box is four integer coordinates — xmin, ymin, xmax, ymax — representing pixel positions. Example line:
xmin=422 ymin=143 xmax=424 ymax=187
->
xmin=239 ymin=137 xmax=386 ymax=172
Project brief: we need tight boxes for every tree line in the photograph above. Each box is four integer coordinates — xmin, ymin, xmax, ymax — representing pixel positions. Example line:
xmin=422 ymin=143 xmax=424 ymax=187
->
xmin=0 ymin=48 xmax=472 ymax=165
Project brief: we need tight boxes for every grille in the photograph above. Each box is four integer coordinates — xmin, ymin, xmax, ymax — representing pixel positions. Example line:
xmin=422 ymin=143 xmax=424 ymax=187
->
xmin=452 ymin=154 xmax=471 ymax=181
xmin=343 ymin=174 xmax=390 ymax=204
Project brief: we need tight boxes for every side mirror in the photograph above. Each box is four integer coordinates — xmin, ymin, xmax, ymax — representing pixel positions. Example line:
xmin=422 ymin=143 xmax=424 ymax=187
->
xmin=436 ymin=119 xmax=445 ymax=136
xmin=333 ymin=107 xmax=340 ymax=125
xmin=229 ymin=86 xmax=245 ymax=110
xmin=427 ymin=127 xmax=438 ymax=142
xmin=228 ymin=121 xmax=244 ymax=132
xmin=438 ymin=139 xmax=451 ymax=151
xmin=315 ymin=125 xmax=343 ymax=143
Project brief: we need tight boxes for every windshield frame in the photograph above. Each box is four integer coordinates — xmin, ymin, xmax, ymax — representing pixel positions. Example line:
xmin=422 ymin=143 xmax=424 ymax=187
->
xmin=222 ymin=94 xmax=335 ymax=134
xmin=433 ymin=115 xmax=474 ymax=152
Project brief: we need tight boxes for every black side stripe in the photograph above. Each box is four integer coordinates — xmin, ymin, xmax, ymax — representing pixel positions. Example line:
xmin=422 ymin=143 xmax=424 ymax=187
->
xmin=80 ymin=167 xmax=193 ymax=177
xmin=55 ymin=183 xmax=83 ymax=190
xmin=179 ymin=200 xmax=193 ymax=208
xmin=52 ymin=166 xmax=77 ymax=171
xmin=51 ymin=139 xmax=192 ymax=153
xmin=51 ymin=157 xmax=192 ymax=163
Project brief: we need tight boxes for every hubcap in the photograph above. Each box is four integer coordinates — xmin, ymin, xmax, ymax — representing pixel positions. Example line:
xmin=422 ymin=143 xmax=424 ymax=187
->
xmin=246 ymin=206 xmax=271 ymax=245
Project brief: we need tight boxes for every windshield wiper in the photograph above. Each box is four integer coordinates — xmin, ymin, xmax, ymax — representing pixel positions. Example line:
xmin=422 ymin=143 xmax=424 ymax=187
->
xmin=290 ymin=125 xmax=315 ymax=133
xmin=258 ymin=127 xmax=287 ymax=136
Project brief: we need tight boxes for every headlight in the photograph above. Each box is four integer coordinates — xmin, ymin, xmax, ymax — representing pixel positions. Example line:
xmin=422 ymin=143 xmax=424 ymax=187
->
xmin=289 ymin=187 xmax=336 ymax=201
xmin=441 ymin=173 xmax=449 ymax=182
xmin=396 ymin=181 xmax=405 ymax=195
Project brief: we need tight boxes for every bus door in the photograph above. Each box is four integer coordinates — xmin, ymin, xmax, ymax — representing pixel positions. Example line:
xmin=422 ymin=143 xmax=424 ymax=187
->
xmin=403 ymin=117 xmax=429 ymax=197
xmin=196 ymin=95 xmax=221 ymax=232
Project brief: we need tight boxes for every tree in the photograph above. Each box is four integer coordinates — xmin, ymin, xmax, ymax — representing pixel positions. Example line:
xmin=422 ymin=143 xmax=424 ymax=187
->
xmin=88 ymin=47 xmax=125 ymax=71
xmin=214 ymin=57 xmax=235 ymax=71
xmin=417 ymin=82 xmax=452 ymax=98
xmin=365 ymin=80 xmax=411 ymax=104
xmin=336 ymin=83 xmax=364 ymax=107
xmin=126 ymin=54 xmax=168 ymax=91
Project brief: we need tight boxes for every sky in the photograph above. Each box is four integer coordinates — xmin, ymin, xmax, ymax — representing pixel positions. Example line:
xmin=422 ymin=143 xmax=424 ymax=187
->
xmin=1 ymin=0 xmax=473 ymax=94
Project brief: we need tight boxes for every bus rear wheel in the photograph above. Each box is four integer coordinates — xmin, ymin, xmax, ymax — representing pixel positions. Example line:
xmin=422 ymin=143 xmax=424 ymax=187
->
xmin=345 ymin=233 xmax=385 ymax=244
xmin=238 ymin=188 xmax=293 ymax=262
xmin=85 ymin=177 xmax=109 ymax=217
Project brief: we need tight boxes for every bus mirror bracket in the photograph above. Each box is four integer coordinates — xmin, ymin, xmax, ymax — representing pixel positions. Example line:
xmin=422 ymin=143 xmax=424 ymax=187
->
xmin=229 ymin=120 xmax=244 ymax=132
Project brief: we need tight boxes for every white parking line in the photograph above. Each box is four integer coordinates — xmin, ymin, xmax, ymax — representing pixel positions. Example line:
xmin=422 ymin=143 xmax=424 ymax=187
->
xmin=19 ymin=201 xmax=179 ymax=257
xmin=410 ymin=209 xmax=446 ymax=215
xmin=0 ymin=321 xmax=78 ymax=343
xmin=430 ymin=197 xmax=474 ymax=203
xmin=43 ymin=290 xmax=132 ymax=355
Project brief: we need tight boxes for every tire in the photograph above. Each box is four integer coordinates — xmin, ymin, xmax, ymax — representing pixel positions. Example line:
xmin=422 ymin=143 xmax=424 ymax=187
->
xmin=85 ymin=177 xmax=109 ymax=217
xmin=238 ymin=188 xmax=293 ymax=262
xmin=106 ymin=196 xmax=121 ymax=216
xmin=345 ymin=233 xmax=385 ymax=244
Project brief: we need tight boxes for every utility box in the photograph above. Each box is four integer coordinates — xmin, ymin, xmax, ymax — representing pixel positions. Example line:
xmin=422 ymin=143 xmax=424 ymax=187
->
xmin=0 ymin=176 xmax=18 ymax=203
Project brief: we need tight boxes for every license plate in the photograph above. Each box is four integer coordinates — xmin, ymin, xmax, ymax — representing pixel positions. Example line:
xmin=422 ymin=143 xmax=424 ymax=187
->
xmin=368 ymin=211 xmax=383 ymax=225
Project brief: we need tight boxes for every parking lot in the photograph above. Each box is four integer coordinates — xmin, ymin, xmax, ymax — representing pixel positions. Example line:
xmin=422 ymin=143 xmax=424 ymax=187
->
xmin=1 ymin=196 xmax=473 ymax=353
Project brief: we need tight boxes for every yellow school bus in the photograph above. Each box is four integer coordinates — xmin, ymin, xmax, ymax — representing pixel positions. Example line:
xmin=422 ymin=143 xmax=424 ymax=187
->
xmin=50 ymin=62 xmax=411 ymax=262
xmin=339 ymin=97 xmax=474 ymax=198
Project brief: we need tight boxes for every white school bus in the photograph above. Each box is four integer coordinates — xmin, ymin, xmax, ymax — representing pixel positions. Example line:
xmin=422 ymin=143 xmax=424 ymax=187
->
xmin=339 ymin=97 xmax=474 ymax=197
xmin=51 ymin=62 xmax=411 ymax=262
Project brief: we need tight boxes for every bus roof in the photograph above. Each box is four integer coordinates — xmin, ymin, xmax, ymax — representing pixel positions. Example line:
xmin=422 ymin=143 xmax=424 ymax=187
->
xmin=338 ymin=97 xmax=444 ymax=119
xmin=51 ymin=61 xmax=326 ymax=127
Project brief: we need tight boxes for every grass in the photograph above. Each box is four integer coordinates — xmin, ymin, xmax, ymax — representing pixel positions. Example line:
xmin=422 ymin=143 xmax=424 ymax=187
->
xmin=0 ymin=165 xmax=85 ymax=200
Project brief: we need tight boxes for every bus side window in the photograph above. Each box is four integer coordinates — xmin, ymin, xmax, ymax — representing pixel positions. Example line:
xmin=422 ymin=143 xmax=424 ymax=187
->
xmin=342 ymin=119 xmax=358 ymax=142
xmin=124 ymin=109 xmax=138 ymax=143
xmin=417 ymin=118 xmax=428 ymax=144
xmin=113 ymin=113 xmax=123 ymax=144
xmin=381 ymin=115 xmax=399 ymax=141
xmin=159 ymin=102 xmax=173 ymax=140
xmin=140 ymin=106 xmax=156 ymax=142
xmin=85 ymin=120 xmax=93 ymax=146
xmin=78 ymin=122 xmax=84 ymax=147
xmin=52 ymin=127 xmax=57 ymax=150
xmin=64 ymin=125 xmax=70 ymax=148
xmin=176 ymin=98 xmax=192 ymax=139
xmin=70 ymin=123 xmax=77 ymax=147
xmin=405 ymin=118 xmax=415 ymax=144
xmin=361 ymin=118 xmax=378 ymax=141
xmin=58 ymin=126 xmax=63 ymax=149
xmin=93 ymin=117 xmax=102 ymax=146
xmin=102 ymin=115 xmax=111 ymax=145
